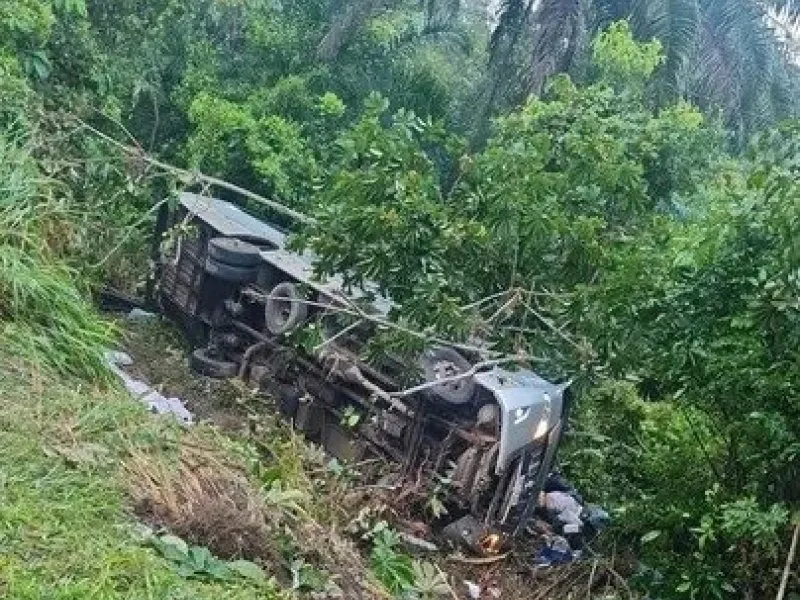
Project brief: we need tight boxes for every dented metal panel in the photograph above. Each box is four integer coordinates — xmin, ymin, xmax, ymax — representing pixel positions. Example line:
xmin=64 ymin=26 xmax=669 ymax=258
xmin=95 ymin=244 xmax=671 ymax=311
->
xmin=474 ymin=368 xmax=565 ymax=473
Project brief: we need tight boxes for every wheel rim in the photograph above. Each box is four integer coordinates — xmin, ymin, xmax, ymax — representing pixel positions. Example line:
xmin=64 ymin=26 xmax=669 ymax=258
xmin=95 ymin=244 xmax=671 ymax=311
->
xmin=433 ymin=359 xmax=465 ymax=393
xmin=277 ymin=298 xmax=292 ymax=324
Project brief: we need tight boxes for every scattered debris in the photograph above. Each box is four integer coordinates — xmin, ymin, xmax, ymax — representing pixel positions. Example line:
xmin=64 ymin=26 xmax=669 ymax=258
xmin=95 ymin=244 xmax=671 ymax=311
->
xmin=105 ymin=350 xmax=193 ymax=425
xmin=442 ymin=515 xmax=501 ymax=556
xmin=464 ymin=579 xmax=481 ymax=599
xmin=447 ymin=552 xmax=509 ymax=566
xmin=106 ymin=349 xmax=134 ymax=367
xmin=97 ymin=287 xmax=149 ymax=313
xmin=532 ymin=472 xmax=611 ymax=562
xmin=126 ymin=307 xmax=158 ymax=322
xmin=534 ymin=536 xmax=574 ymax=566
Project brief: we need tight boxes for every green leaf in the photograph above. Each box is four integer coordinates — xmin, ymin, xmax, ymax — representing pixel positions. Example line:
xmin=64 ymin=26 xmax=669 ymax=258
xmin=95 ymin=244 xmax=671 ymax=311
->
xmin=176 ymin=564 xmax=197 ymax=579
xmin=205 ymin=559 xmax=232 ymax=581
xmin=159 ymin=534 xmax=189 ymax=555
xmin=151 ymin=534 xmax=189 ymax=563
xmin=188 ymin=546 xmax=212 ymax=569
xmin=229 ymin=559 xmax=267 ymax=582
xmin=30 ymin=52 xmax=51 ymax=81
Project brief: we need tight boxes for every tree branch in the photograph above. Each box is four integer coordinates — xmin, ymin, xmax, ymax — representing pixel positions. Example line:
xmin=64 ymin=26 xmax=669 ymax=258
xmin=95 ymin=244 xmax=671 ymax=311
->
xmin=75 ymin=117 xmax=313 ymax=225
xmin=243 ymin=288 xmax=501 ymax=358
xmin=776 ymin=522 xmax=799 ymax=600
xmin=388 ymin=354 xmax=543 ymax=399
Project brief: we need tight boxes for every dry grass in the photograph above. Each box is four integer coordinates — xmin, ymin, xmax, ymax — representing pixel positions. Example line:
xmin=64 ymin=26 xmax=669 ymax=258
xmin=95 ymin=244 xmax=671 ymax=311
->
xmin=0 ymin=349 xmax=274 ymax=599
xmin=124 ymin=429 xmax=390 ymax=599
xmin=126 ymin=441 xmax=276 ymax=562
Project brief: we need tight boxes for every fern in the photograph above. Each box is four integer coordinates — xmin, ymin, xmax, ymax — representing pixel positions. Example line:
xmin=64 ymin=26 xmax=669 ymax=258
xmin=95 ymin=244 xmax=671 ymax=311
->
xmin=369 ymin=528 xmax=416 ymax=596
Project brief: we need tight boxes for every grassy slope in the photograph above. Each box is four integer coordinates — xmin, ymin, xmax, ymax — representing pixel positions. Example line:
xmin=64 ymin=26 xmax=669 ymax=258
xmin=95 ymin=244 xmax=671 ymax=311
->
xmin=0 ymin=354 xmax=278 ymax=600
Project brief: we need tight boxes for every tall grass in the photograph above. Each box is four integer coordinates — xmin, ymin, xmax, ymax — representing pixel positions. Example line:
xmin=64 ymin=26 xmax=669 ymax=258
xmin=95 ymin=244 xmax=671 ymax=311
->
xmin=0 ymin=134 xmax=115 ymax=379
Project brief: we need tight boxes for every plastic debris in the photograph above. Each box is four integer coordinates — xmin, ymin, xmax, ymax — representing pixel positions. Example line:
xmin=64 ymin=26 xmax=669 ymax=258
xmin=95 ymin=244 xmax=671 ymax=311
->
xmin=464 ymin=580 xmax=481 ymax=599
xmin=104 ymin=350 xmax=193 ymax=425
xmin=126 ymin=308 xmax=157 ymax=322
xmin=583 ymin=505 xmax=611 ymax=531
xmin=535 ymin=472 xmax=612 ymax=556
xmin=105 ymin=350 xmax=134 ymax=367
xmin=535 ymin=536 xmax=574 ymax=566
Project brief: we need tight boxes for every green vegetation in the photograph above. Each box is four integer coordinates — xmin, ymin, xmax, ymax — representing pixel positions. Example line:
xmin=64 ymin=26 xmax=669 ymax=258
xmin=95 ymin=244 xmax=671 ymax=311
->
xmin=0 ymin=353 xmax=281 ymax=599
xmin=489 ymin=0 xmax=800 ymax=141
xmin=0 ymin=0 xmax=798 ymax=598
xmin=301 ymin=24 xmax=799 ymax=597
xmin=0 ymin=138 xmax=115 ymax=379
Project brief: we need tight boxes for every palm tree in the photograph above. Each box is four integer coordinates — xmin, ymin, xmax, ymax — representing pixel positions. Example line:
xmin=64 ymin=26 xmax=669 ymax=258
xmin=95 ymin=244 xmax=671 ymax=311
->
xmin=316 ymin=0 xmax=473 ymax=61
xmin=488 ymin=0 xmax=800 ymax=139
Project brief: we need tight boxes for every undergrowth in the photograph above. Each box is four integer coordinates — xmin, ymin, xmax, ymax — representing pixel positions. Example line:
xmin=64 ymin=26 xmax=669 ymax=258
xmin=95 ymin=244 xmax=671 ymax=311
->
xmin=0 ymin=134 xmax=114 ymax=379
xmin=124 ymin=414 xmax=391 ymax=598
xmin=0 ymin=351 xmax=281 ymax=599
xmin=0 ymin=245 xmax=115 ymax=379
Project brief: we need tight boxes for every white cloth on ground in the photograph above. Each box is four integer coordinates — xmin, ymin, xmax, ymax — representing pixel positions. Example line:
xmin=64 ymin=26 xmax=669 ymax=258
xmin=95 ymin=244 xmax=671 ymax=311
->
xmin=544 ymin=491 xmax=583 ymax=527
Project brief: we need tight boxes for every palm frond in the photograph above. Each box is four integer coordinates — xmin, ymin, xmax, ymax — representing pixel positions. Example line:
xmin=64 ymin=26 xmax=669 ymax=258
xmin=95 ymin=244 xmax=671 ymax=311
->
xmin=686 ymin=0 xmax=799 ymax=141
xmin=423 ymin=0 xmax=461 ymax=29
xmin=487 ymin=0 xmax=800 ymax=137
xmin=383 ymin=18 xmax=475 ymax=55
xmin=631 ymin=0 xmax=700 ymax=97
xmin=688 ymin=10 xmax=741 ymax=115
xmin=316 ymin=0 xmax=385 ymax=61
xmin=524 ymin=0 xmax=587 ymax=94
xmin=769 ymin=0 xmax=800 ymax=21
xmin=590 ymin=0 xmax=631 ymax=30
xmin=489 ymin=0 xmax=532 ymax=61
xmin=484 ymin=0 xmax=536 ymax=114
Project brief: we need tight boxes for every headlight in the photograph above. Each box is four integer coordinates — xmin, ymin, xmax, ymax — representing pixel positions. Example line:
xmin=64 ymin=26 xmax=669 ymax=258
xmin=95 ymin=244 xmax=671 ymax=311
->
xmin=533 ymin=392 xmax=552 ymax=439
xmin=533 ymin=416 xmax=550 ymax=439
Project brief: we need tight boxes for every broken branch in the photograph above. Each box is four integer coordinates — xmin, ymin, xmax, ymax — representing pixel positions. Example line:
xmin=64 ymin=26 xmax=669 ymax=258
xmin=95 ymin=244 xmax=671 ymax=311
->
xmin=76 ymin=117 xmax=312 ymax=225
